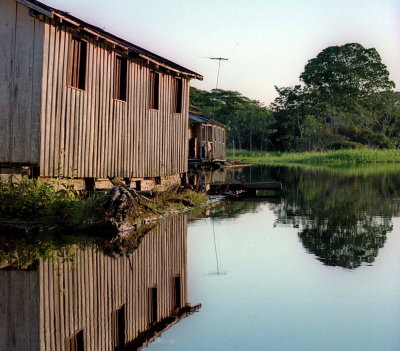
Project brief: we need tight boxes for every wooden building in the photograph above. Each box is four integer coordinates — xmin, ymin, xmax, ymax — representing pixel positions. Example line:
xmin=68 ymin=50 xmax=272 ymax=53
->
xmin=0 ymin=216 xmax=200 ymax=351
xmin=0 ymin=0 xmax=202 ymax=190
xmin=188 ymin=113 xmax=228 ymax=163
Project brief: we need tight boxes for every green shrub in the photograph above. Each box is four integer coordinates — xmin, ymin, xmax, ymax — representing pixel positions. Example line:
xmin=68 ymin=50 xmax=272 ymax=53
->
xmin=367 ymin=133 xmax=395 ymax=149
xmin=326 ymin=141 xmax=364 ymax=150
xmin=0 ymin=179 xmax=105 ymax=224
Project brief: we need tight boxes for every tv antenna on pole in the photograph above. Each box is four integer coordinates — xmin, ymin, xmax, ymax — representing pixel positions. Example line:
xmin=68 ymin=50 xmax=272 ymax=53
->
xmin=208 ymin=219 xmax=227 ymax=276
xmin=209 ymin=57 xmax=229 ymax=116
xmin=209 ymin=57 xmax=229 ymax=90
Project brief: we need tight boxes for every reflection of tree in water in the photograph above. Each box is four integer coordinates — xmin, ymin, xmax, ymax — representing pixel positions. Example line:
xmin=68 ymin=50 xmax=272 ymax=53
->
xmin=271 ymin=166 xmax=400 ymax=269
xmin=207 ymin=200 xmax=264 ymax=219
xmin=0 ymin=223 xmax=156 ymax=269
xmin=299 ymin=218 xmax=390 ymax=269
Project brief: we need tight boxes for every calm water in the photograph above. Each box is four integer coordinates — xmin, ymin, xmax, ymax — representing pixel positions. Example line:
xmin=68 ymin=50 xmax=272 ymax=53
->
xmin=149 ymin=165 xmax=400 ymax=351
xmin=1 ymin=165 xmax=400 ymax=350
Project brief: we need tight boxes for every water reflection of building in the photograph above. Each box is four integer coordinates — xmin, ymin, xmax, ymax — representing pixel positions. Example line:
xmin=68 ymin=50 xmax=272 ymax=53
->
xmin=0 ymin=216 xmax=199 ymax=351
xmin=188 ymin=168 xmax=229 ymax=189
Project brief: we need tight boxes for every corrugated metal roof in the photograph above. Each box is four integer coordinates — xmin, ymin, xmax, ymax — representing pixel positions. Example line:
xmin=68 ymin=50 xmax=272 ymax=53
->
xmin=18 ymin=0 xmax=203 ymax=80
xmin=188 ymin=114 xmax=206 ymax=124
xmin=189 ymin=113 xmax=229 ymax=129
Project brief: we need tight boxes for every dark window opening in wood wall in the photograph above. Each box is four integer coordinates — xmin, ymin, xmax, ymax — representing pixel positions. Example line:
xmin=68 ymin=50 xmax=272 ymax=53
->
xmin=112 ymin=305 xmax=126 ymax=351
xmin=174 ymin=276 xmax=182 ymax=309
xmin=114 ymin=56 xmax=127 ymax=101
xmin=149 ymin=287 xmax=158 ymax=324
xmin=174 ymin=78 xmax=183 ymax=113
xmin=69 ymin=37 xmax=87 ymax=90
xmin=66 ymin=329 xmax=84 ymax=351
xmin=149 ymin=71 xmax=159 ymax=109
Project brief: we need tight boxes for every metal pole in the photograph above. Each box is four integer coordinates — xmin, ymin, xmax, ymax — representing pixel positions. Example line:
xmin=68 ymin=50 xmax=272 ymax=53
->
xmin=210 ymin=57 xmax=229 ymax=91
xmin=209 ymin=57 xmax=228 ymax=116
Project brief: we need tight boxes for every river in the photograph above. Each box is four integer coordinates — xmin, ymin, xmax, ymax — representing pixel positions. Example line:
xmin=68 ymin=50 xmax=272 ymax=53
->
xmin=1 ymin=165 xmax=400 ymax=350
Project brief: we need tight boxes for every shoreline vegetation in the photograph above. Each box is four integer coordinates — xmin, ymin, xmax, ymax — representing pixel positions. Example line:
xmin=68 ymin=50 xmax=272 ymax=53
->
xmin=228 ymin=149 xmax=400 ymax=166
xmin=190 ymin=44 xmax=400 ymax=157
xmin=0 ymin=179 xmax=209 ymax=234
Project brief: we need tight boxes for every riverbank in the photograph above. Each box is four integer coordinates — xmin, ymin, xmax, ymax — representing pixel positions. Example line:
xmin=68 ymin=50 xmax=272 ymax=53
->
xmin=228 ymin=149 xmax=400 ymax=165
xmin=0 ymin=179 xmax=209 ymax=233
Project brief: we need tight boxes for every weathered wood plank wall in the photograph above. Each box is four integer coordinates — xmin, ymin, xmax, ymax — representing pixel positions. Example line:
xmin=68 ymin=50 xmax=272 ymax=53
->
xmin=204 ymin=125 xmax=226 ymax=161
xmin=1 ymin=0 xmax=193 ymax=179
xmin=211 ymin=126 xmax=226 ymax=160
xmin=0 ymin=271 xmax=40 ymax=351
xmin=39 ymin=215 xmax=187 ymax=350
xmin=0 ymin=0 xmax=43 ymax=164
xmin=40 ymin=18 xmax=190 ymax=178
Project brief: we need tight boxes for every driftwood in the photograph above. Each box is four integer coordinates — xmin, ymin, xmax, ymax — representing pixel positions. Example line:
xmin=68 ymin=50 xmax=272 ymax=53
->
xmin=209 ymin=181 xmax=282 ymax=195
xmin=103 ymin=186 xmax=138 ymax=226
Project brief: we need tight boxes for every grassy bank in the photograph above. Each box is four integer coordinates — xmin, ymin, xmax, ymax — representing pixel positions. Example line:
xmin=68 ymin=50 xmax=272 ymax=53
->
xmin=228 ymin=149 xmax=400 ymax=165
xmin=119 ymin=187 xmax=209 ymax=227
xmin=0 ymin=179 xmax=105 ymax=225
xmin=0 ymin=179 xmax=209 ymax=228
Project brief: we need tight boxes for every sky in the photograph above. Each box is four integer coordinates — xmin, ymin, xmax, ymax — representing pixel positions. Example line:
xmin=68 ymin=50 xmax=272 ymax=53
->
xmin=44 ymin=0 xmax=400 ymax=105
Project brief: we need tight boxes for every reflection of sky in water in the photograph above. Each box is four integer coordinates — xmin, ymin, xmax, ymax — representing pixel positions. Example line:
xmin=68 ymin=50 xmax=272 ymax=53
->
xmin=149 ymin=204 xmax=400 ymax=351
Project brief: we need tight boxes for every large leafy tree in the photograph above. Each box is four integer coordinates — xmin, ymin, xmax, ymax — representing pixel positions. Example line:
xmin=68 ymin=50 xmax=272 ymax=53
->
xmin=300 ymin=43 xmax=395 ymax=100
xmin=270 ymin=43 xmax=398 ymax=151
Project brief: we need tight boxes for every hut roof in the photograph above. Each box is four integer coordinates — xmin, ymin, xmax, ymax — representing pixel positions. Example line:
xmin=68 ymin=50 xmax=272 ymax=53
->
xmin=189 ymin=112 xmax=229 ymax=129
xmin=17 ymin=0 xmax=203 ymax=80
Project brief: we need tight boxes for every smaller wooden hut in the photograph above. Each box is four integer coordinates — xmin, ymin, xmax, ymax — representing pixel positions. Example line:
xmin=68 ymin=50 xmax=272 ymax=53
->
xmin=188 ymin=112 xmax=229 ymax=162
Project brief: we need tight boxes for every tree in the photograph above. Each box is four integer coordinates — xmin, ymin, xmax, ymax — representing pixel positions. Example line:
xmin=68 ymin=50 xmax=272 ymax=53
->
xmin=191 ymin=44 xmax=399 ymax=152
xmin=190 ymin=87 xmax=275 ymax=150
xmin=300 ymin=43 xmax=395 ymax=100
xmin=368 ymin=91 xmax=400 ymax=140
xmin=269 ymin=43 xmax=399 ymax=151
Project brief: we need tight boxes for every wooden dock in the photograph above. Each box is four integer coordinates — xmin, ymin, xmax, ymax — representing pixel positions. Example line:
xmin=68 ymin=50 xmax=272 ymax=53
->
xmin=208 ymin=181 xmax=282 ymax=196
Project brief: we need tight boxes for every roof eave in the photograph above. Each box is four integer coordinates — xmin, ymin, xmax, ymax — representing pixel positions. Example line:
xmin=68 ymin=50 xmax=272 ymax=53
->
xmin=17 ymin=0 xmax=53 ymax=17
xmin=20 ymin=0 xmax=203 ymax=80
xmin=189 ymin=113 xmax=229 ymax=129
xmin=53 ymin=13 xmax=203 ymax=80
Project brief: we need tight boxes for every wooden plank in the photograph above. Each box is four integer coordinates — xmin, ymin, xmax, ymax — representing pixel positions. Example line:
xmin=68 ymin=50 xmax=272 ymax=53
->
xmin=0 ymin=272 xmax=10 ymax=350
xmin=87 ymin=41 xmax=95 ymax=177
xmin=42 ymin=21 xmax=54 ymax=176
xmin=51 ymin=24 xmax=62 ymax=176
xmin=46 ymin=22 xmax=56 ymax=175
xmin=57 ymin=27 xmax=68 ymax=175
xmin=28 ymin=12 xmax=44 ymax=164
xmin=92 ymin=43 xmax=100 ymax=178
xmin=13 ymin=3 xmax=33 ymax=162
xmin=0 ymin=0 xmax=16 ymax=163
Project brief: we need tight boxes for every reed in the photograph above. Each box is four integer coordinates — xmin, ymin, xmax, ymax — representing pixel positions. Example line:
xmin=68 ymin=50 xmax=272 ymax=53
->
xmin=228 ymin=149 xmax=400 ymax=165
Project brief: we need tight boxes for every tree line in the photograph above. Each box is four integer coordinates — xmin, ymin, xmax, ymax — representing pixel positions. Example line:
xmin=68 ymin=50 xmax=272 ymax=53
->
xmin=190 ymin=43 xmax=400 ymax=151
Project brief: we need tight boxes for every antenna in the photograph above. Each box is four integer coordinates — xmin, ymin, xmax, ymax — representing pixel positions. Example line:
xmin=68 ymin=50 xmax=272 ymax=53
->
xmin=209 ymin=219 xmax=227 ymax=276
xmin=209 ymin=57 xmax=229 ymax=90
xmin=209 ymin=57 xmax=229 ymax=116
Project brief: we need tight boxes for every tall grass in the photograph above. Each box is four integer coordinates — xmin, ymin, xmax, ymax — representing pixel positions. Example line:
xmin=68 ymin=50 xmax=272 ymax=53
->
xmin=228 ymin=149 xmax=400 ymax=165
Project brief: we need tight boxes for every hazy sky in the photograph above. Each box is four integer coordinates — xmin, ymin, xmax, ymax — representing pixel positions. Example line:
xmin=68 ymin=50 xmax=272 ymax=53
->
xmin=44 ymin=0 xmax=400 ymax=105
